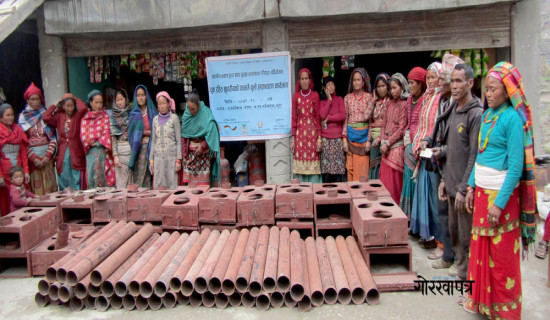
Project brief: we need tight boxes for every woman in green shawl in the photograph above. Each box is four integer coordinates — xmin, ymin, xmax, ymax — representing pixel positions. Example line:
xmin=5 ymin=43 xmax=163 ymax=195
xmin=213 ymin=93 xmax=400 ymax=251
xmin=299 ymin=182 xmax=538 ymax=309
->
xmin=181 ymin=91 xmax=220 ymax=186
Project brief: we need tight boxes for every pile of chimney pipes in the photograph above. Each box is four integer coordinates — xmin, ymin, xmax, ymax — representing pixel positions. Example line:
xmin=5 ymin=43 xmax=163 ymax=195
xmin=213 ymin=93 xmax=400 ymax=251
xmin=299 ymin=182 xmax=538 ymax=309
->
xmin=35 ymin=220 xmax=380 ymax=312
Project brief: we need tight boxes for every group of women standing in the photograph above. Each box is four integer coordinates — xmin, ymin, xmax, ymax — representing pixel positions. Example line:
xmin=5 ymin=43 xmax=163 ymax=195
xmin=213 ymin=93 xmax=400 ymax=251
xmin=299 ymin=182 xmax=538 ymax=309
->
xmin=0 ymin=84 xmax=220 ymax=216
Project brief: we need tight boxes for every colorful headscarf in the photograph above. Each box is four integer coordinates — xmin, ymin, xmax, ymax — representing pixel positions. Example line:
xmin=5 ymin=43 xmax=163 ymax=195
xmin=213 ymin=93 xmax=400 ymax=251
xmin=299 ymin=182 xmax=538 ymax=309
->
xmin=181 ymin=101 xmax=221 ymax=186
xmin=390 ymin=73 xmax=410 ymax=100
xmin=441 ymin=53 xmax=464 ymax=83
xmin=373 ymin=73 xmax=390 ymax=100
xmin=128 ymin=85 xmax=158 ymax=169
xmin=426 ymin=62 xmax=443 ymax=94
xmin=295 ymin=68 xmax=314 ymax=93
xmin=110 ymin=89 xmax=130 ymax=140
xmin=156 ymin=91 xmax=176 ymax=113
xmin=407 ymin=67 xmax=427 ymax=92
xmin=87 ymin=90 xmax=103 ymax=108
xmin=23 ymin=82 xmax=45 ymax=106
xmin=487 ymin=61 xmax=537 ymax=247
xmin=347 ymin=67 xmax=371 ymax=94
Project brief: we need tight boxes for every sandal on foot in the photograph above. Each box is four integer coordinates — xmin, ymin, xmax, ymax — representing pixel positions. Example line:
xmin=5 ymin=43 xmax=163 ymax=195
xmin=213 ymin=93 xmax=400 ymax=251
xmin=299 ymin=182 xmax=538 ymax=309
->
xmin=457 ymin=295 xmax=467 ymax=306
xmin=420 ymin=239 xmax=437 ymax=249
xmin=535 ymin=241 xmax=548 ymax=259
xmin=428 ymin=248 xmax=443 ymax=260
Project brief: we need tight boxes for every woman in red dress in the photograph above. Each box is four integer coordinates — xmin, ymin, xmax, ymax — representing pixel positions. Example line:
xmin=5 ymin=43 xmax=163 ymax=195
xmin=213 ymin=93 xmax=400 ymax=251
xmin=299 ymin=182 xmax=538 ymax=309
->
xmin=290 ymin=68 xmax=322 ymax=183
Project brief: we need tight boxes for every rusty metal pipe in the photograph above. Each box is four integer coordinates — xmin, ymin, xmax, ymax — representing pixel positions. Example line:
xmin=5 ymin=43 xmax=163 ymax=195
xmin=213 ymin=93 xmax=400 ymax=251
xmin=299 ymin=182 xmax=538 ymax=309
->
xmin=283 ymin=292 xmax=297 ymax=308
xmin=305 ymin=237 xmax=324 ymax=307
xmin=54 ymin=223 xmax=70 ymax=250
xmin=189 ymin=291 xmax=203 ymax=307
xmin=208 ymin=229 xmax=240 ymax=294
xmin=256 ymin=292 xmax=270 ymax=311
xmin=74 ymin=274 xmax=92 ymax=299
xmin=270 ymin=291 xmax=284 ymax=308
xmin=180 ymin=230 xmax=221 ymax=295
xmin=229 ymin=292 xmax=242 ymax=307
xmin=262 ymin=226 xmax=279 ymax=293
xmin=335 ymin=236 xmax=366 ymax=304
xmin=46 ymin=221 xmax=117 ymax=282
xmin=345 ymin=236 xmax=380 ymax=305
xmin=241 ymin=291 xmax=255 ymax=308
xmin=202 ymin=291 xmax=216 ymax=307
xmin=221 ymin=229 xmax=250 ymax=295
xmin=35 ymin=292 xmax=50 ymax=307
xmin=67 ymin=222 xmax=138 ymax=286
xmin=235 ymin=227 xmax=260 ymax=293
xmin=95 ymin=295 xmax=110 ymax=312
xmin=298 ymin=241 xmax=311 ymax=312
xmin=69 ymin=296 xmax=84 ymax=311
xmin=169 ymin=229 xmax=212 ymax=292
xmin=56 ymin=221 xmax=124 ymax=283
xmin=141 ymin=232 xmax=190 ymax=298
xmin=215 ymin=293 xmax=229 ymax=309
xmin=115 ymin=232 xmax=170 ymax=297
xmin=122 ymin=294 xmax=136 ymax=311
xmin=194 ymin=230 xmax=230 ymax=294
xmin=110 ymin=295 xmax=123 ymax=310
xmin=315 ymin=238 xmax=338 ymax=305
xmin=154 ymin=231 xmax=199 ymax=297
xmin=48 ymin=282 xmax=60 ymax=300
xmin=84 ymin=295 xmax=96 ymax=310
xmin=177 ymin=293 xmax=189 ymax=305
xmin=135 ymin=295 xmax=148 ymax=311
xmin=248 ymin=225 xmax=270 ymax=296
xmin=91 ymin=223 xmax=154 ymax=286
xmin=102 ymin=233 xmax=159 ymax=297
xmin=163 ymin=291 xmax=177 ymax=308
xmin=325 ymin=236 xmax=351 ymax=305
xmin=129 ymin=231 xmax=180 ymax=297
xmin=58 ymin=284 xmax=74 ymax=302
xmin=289 ymin=230 xmax=305 ymax=301
xmin=148 ymin=294 xmax=163 ymax=310
xmin=276 ymin=227 xmax=291 ymax=292
xmin=88 ymin=283 xmax=101 ymax=298
xmin=37 ymin=279 xmax=50 ymax=295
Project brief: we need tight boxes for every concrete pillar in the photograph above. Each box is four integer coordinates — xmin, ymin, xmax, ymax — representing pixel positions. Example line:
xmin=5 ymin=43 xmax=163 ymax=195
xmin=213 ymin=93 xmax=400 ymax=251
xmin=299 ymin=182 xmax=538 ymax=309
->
xmin=262 ymin=21 xmax=292 ymax=183
xmin=512 ymin=0 xmax=545 ymax=154
xmin=37 ymin=10 xmax=67 ymax=106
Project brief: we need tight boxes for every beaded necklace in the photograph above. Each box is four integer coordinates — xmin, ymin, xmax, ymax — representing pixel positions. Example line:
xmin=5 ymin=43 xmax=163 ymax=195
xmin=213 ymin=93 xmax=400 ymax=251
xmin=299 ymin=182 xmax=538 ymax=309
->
xmin=300 ymin=89 xmax=311 ymax=97
xmin=478 ymin=104 xmax=508 ymax=154
xmin=353 ymin=91 xmax=365 ymax=101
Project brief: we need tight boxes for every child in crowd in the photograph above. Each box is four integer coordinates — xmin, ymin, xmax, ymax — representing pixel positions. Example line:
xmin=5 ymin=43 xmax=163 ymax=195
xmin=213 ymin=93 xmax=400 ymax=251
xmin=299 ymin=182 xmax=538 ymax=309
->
xmin=8 ymin=166 xmax=35 ymax=212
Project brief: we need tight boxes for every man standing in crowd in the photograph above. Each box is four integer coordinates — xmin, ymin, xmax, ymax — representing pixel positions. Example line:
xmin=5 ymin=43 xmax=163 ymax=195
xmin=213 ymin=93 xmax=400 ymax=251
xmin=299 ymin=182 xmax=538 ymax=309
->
xmin=431 ymin=63 xmax=482 ymax=281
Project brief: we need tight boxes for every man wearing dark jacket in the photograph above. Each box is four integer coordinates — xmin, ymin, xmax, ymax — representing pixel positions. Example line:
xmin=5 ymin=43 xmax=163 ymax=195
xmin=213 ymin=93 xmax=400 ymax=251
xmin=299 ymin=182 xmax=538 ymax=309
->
xmin=432 ymin=63 xmax=482 ymax=280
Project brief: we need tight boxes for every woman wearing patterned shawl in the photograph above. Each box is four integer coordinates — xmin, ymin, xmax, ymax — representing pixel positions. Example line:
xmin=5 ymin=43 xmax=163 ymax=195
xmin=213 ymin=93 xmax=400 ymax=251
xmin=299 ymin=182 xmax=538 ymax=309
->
xmin=128 ymin=85 xmax=158 ymax=188
xmin=80 ymin=90 xmax=115 ymax=188
xmin=343 ymin=67 xmax=372 ymax=181
xmin=400 ymin=67 xmax=427 ymax=217
xmin=290 ymin=68 xmax=322 ymax=183
xmin=18 ymin=82 xmax=57 ymax=195
xmin=110 ymin=89 xmax=132 ymax=188
xmin=463 ymin=62 xmax=537 ymax=319
xmin=181 ymin=91 xmax=220 ymax=186
xmin=379 ymin=73 xmax=409 ymax=204
xmin=366 ymin=73 xmax=391 ymax=179
xmin=409 ymin=62 xmax=443 ymax=249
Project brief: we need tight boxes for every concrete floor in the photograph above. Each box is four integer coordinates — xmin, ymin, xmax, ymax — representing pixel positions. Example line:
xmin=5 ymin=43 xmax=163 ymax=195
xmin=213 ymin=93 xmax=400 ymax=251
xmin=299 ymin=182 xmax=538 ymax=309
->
xmin=1 ymin=235 xmax=549 ymax=320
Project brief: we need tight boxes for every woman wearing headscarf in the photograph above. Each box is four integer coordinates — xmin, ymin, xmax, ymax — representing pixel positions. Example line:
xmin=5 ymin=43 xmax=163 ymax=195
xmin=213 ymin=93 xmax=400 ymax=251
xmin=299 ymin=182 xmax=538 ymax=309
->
xmin=128 ymin=85 xmax=158 ymax=188
xmin=43 ymin=93 xmax=87 ymax=191
xmin=110 ymin=89 xmax=132 ymax=188
xmin=379 ymin=73 xmax=409 ymax=204
xmin=80 ymin=90 xmax=115 ymax=188
xmin=463 ymin=62 xmax=536 ymax=319
xmin=400 ymin=67 xmax=427 ymax=217
xmin=0 ymin=104 xmax=29 ymax=215
xmin=409 ymin=62 xmax=443 ymax=249
xmin=343 ymin=67 xmax=372 ymax=181
xmin=319 ymin=76 xmax=346 ymax=183
xmin=290 ymin=68 xmax=322 ymax=183
xmin=18 ymin=82 xmax=57 ymax=195
xmin=149 ymin=91 xmax=181 ymax=189
xmin=366 ymin=73 xmax=391 ymax=179
xmin=181 ymin=91 xmax=220 ymax=186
